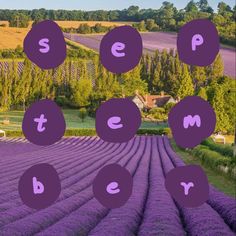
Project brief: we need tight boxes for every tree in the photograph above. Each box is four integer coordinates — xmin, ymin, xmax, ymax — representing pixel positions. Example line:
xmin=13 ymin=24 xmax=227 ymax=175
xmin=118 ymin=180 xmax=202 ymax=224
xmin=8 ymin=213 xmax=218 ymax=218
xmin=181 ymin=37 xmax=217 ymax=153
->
xmin=218 ymin=76 xmax=236 ymax=133
xmin=146 ymin=19 xmax=158 ymax=31
xmin=78 ymin=108 xmax=87 ymax=122
xmin=233 ymin=5 xmax=236 ymax=19
xmin=151 ymin=61 xmax=162 ymax=94
xmin=196 ymin=87 xmax=208 ymax=100
xmin=197 ymin=0 xmax=213 ymax=13
xmin=218 ymin=2 xmax=232 ymax=16
xmin=210 ymin=54 xmax=224 ymax=80
xmin=120 ymin=63 xmax=148 ymax=96
xmin=157 ymin=1 xmax=177 ymax=30
xmin=9 ymin=13 xmax=30 ymax=28
xmin=126 ymin=6 xmax=140 ymax=21
xmin=177 ymin=64 xmax=194 ymax=99
xmin=140 ymin=54 xmax=151 ymax=90
xmin=32 ymin=18 xmax=44 ymax=27
xmin=211 ymin=85 xmax=231 ymax=133
xmin=192 ymin=66 xmax=207 ymax=88
xmin=94 ymin=23 xmax=106 ymax=33
xmin=164 ymin=102 xmax=176 ymax=114
xmin=185 ymin=0 xmax=198 ymax=12
xmin=137 ymin=20 xmax=146 ymax=31
xmin=162 ymin=56 xmax=179 ymax=97
xmin=70 ymin=78 xmax=93 ymax=107
xmin=77 ymin=23 xmax=91 ymax=34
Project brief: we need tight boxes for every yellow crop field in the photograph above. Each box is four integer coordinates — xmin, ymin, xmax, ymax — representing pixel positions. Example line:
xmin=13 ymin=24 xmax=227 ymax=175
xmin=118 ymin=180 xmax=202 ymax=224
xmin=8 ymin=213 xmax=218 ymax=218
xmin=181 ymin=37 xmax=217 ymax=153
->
xmin=0 ymin=21 xmax=131 ymax=49
xmin=0 ymin=27 xmax=28 ymax=49
xmin=0 ymin=21 xmax=9 ymax=26
xmin=54 ymin=21 xmax=127 ymax=28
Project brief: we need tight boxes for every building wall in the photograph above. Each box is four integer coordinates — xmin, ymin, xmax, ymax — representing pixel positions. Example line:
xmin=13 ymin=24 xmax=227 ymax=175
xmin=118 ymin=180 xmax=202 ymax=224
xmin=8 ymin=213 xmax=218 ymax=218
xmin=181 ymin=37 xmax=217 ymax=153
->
xmin=132 ymin=96 xmax=144 ymax=110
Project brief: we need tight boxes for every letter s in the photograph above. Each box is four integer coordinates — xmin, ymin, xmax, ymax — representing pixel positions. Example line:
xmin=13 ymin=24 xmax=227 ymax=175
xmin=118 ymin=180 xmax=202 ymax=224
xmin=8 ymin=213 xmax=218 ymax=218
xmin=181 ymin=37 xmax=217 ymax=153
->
xmin=39 ymin=38 xmax=50 ymax=53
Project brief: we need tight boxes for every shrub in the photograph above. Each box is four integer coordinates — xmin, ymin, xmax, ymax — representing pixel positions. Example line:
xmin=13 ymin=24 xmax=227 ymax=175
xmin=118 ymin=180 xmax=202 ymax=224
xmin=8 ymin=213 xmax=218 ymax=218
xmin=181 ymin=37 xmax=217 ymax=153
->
xmin=55 ymin=96 xmax=70 ymax=107
xmin=189 ymin=145 xmax=236 ymax=179
xmin=164 ymin=102 xmax=176 ymax=113
xmin=149 ymin=107 xmax=167 ymax=122
xmin=201 ymin=138 xmax=234 ymax=157
xmin=78 ymin=108 xmax=87 ymax=122
xmin=77 ymin=23 xmax=91 ymax=34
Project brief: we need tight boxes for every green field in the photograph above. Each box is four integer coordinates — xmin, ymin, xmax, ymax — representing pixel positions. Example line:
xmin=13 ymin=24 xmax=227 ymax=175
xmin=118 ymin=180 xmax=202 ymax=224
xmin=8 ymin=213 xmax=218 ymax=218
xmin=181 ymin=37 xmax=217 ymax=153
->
xmin=0 ymin=109 xmax=166 ymax=131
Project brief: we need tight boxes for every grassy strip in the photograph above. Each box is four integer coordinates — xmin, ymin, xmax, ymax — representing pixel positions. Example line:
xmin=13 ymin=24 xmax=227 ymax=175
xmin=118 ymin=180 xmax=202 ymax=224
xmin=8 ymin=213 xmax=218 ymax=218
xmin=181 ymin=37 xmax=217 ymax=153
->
xmin=65 ymin=38 xmax=98 ymax=54
xmin=190 ymin=145 xmax=236 ymax=180
xmin=171 ymin=140 xmax=236 ymax=198
xmin=3 ymin=128 xmax=171 ymax=137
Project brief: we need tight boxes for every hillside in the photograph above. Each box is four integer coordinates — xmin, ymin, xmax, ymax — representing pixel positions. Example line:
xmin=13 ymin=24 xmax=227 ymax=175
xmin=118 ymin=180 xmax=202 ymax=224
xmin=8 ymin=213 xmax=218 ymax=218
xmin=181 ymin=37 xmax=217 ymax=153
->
xmin=0 ymin=136 xmax=235 ymax=235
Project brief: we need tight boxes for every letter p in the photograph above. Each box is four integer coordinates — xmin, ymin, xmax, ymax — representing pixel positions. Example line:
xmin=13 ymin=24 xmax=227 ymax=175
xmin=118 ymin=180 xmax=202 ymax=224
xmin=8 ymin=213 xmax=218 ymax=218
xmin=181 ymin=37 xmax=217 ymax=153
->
xmin=192 ymin=34 xmax=204 ymax=51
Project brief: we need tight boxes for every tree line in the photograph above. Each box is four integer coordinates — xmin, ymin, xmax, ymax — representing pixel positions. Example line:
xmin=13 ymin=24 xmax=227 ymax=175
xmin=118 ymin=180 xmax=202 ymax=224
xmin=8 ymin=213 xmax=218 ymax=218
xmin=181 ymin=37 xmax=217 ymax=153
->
xmin=62 ymin=23 xmax=114 ymax=34
xmin=0 ymin=1 xmax=235 ymax=46
xmin=0 ymin=49 xmax=234 ymax=134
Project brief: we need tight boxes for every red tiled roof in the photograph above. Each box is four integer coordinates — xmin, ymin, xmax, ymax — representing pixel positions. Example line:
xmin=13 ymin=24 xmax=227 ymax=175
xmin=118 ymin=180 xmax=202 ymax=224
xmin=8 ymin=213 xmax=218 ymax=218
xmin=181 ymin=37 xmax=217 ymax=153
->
xmin=126 ymin=94 xmax=173 ymax=108
xmin=145 ymin=95 xmax=172 ymax=108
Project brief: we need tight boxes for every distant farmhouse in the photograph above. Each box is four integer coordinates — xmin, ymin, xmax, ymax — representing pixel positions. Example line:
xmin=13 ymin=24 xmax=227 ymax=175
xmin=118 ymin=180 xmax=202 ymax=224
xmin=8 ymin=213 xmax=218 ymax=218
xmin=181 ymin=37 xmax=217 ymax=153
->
xmin=127 ymin=91 xmax=176 ymax=110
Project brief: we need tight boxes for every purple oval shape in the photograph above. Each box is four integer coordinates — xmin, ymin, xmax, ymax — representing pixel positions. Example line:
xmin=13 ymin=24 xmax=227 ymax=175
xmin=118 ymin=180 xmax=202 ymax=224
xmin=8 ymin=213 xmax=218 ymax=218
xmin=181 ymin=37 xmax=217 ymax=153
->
xmin=24 ymin=20 xmax=66 ymax=69
xmin=100 ymin=25 xmax=143 ymax=74
xmin=177 ymin=19 xmax=219 ymax=66
xmin=93 ymin=164 xmax=133 ymax=209
xmin=22 ymin=99 xmax=66 ymax=146
xmin=18 ymin=163 xmax=61 ymax=210
xmin=168 ymin=96 xmax=216 ymax=148
xmin=96 ymin=98 xmax=141 ymax=143
xmin=165 ymin=165 xmax=209 ymax=208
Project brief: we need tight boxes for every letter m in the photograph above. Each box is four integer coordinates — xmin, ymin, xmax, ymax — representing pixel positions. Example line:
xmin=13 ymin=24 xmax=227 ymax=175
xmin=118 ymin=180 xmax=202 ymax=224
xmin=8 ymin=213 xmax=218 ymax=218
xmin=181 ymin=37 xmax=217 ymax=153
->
xmin=183 ymin=115 xmax=201 ymax=129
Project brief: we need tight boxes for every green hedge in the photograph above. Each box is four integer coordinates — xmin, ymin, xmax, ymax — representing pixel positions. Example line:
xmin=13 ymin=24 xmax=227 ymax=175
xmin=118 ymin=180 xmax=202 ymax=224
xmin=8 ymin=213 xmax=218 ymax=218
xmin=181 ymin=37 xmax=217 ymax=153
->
xmin=3 ymin=128 xmax=171 ymax=137
xmin=189 ymin=145 xmax=236 ymax=179
xmin=201 ymin=138 xmax=234 ymax=157
xmin=5 ymin=130 xmax=23 ymax=137
xmin=137 ymin=128 xmax=171 ymax=136
xmin=64 ymin=129 xmax=96 ymax=136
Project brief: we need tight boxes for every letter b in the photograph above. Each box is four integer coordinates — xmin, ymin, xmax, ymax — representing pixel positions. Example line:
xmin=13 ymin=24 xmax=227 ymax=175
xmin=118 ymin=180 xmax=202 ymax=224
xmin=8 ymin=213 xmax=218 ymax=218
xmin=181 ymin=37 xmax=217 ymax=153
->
xmin=33 ymin=177 xmax=45 ymax=194
xmin=39 ymin=38 xmax=50 ymax=53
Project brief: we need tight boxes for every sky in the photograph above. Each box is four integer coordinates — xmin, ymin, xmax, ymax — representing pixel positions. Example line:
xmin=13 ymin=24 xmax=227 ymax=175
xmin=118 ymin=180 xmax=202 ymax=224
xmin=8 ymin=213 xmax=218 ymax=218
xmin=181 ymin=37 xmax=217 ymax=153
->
xmin=0 ymin=0 xmax=235 ymax=11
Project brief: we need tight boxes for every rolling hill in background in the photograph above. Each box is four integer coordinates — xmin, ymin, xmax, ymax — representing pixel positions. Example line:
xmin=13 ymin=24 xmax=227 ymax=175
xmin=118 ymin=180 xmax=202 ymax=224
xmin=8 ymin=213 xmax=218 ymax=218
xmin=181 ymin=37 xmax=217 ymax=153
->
xmin=64 ymin=32 xmax=236 ymax=78
xmin=0 ymin=21 xmax=129 ymax=49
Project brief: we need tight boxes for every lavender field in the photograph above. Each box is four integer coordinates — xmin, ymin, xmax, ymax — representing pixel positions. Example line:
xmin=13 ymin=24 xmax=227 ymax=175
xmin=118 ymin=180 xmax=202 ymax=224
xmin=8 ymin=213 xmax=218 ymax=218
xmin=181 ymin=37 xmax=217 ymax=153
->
xmin=0 ymin=136 xmax=235 ymax=235
xmin=64 ymin=32 xmax=236 ymax=78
